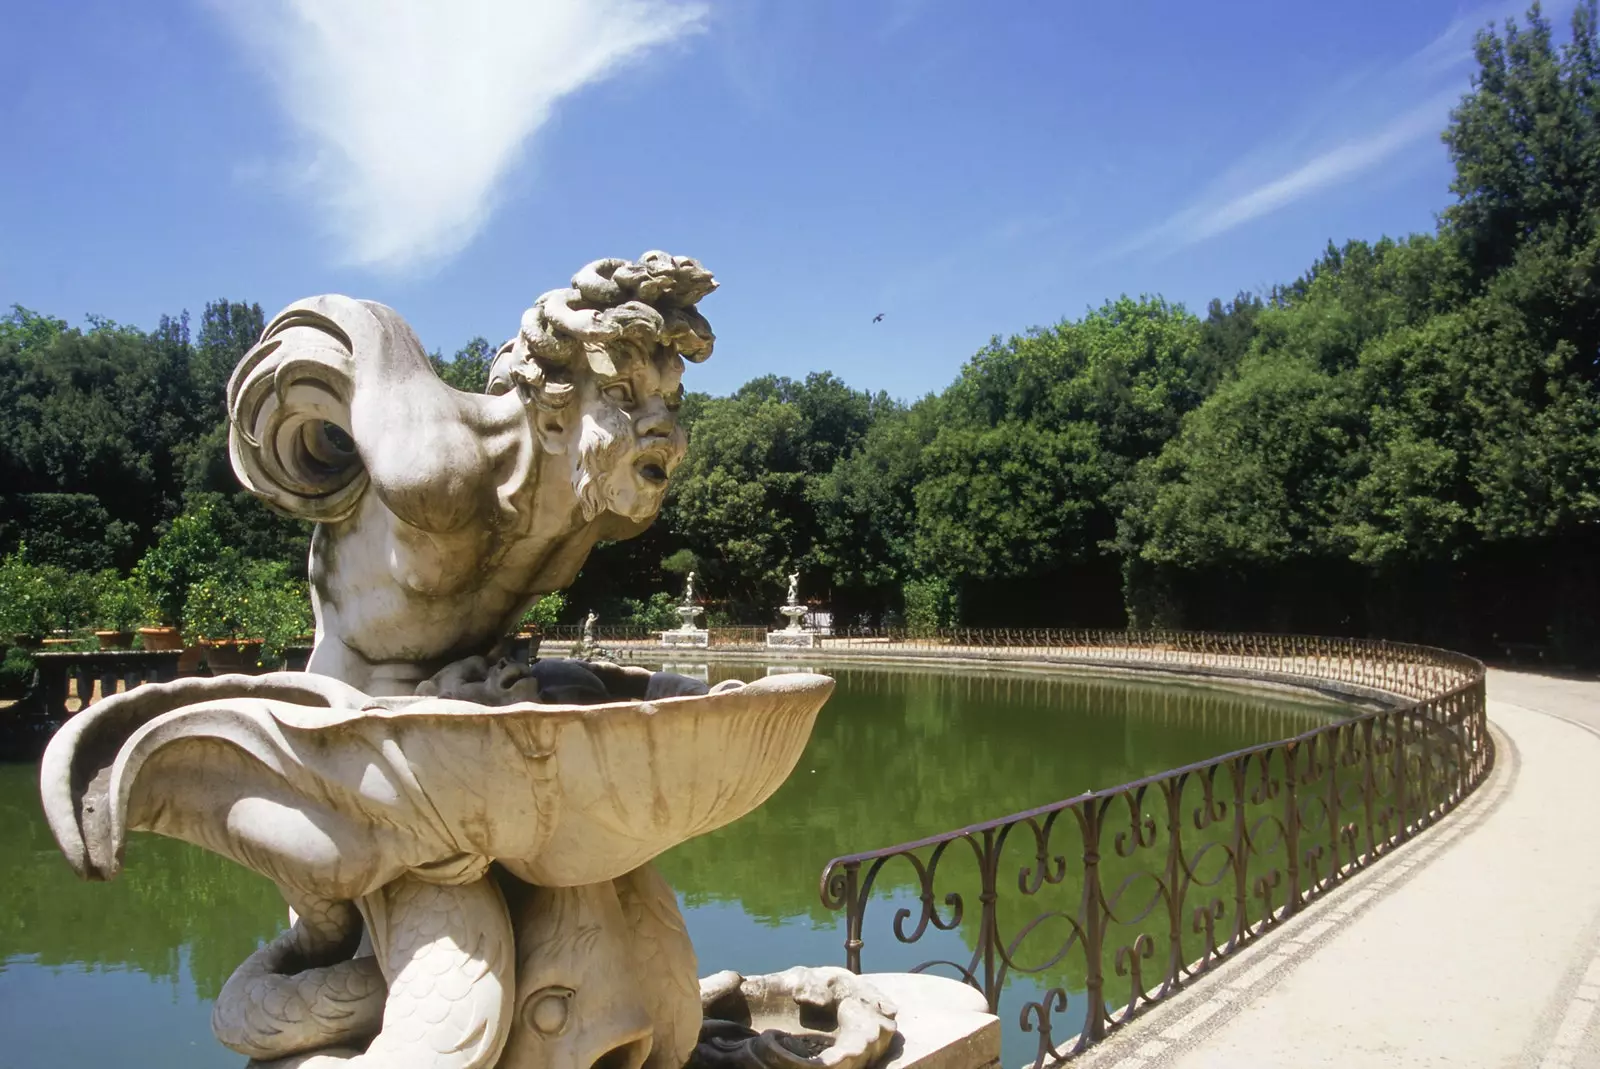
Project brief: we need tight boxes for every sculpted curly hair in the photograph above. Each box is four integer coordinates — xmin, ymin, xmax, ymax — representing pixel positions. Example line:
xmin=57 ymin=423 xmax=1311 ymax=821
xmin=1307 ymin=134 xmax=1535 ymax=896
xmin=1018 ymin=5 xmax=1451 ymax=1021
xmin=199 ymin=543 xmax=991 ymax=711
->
xmin=487 ymin=251 xmax=716 ymax=409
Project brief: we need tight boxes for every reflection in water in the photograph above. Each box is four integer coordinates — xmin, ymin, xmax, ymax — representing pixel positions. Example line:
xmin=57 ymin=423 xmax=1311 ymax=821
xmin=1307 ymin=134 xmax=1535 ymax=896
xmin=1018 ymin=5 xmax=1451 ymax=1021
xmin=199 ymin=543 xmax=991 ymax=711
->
xmin=0 ymin=760 xmax=286 ymax=1068
xmin=0 ymin=662 xmax=1346 ymax=1068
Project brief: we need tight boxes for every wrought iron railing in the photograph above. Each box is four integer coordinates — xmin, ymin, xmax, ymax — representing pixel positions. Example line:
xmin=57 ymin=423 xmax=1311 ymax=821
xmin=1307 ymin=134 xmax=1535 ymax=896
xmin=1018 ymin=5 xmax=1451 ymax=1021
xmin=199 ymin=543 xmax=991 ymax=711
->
xmin=532 ymin=623 xmax=771 ymax=648
xmin=816 ymin=632 xmax=1490 ymax=1067
xmin=709 ymin=625 xmax=769 ymax=647
xmin=530 ymin=623 xmax=659 ymax=643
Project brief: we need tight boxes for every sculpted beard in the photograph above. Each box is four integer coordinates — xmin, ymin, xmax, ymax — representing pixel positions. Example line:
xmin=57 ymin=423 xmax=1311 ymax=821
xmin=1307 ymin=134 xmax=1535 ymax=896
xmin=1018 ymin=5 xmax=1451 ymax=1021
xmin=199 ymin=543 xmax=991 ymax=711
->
xmin=574 ymin=400 xmax=646 ymax=522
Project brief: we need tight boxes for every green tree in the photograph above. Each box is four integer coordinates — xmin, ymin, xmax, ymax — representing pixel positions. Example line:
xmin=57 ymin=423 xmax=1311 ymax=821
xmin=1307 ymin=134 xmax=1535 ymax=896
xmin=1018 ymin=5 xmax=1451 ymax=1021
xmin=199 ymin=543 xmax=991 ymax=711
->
xmin=1125 ymin=355 xmax=1358 ymax=571
xmin=192 ymin=299 xmax=265 ymax=414
xmin=431 ymin=337 xmax=496 ymax=393
xmin=905 ymin=297 xmax=1208 ymax=622
xmin=1445 ymin=1 xmax=1600 ymax=285
xmin=657 ymin=373 xmax=881 ymax=617
xmin=0 ymin=310 xmax=204 ymax=540
xmin=809 ymin=398 xmax=933 ymax=621
xmin=913 ymin=420 xmax=1102 ymax=579
xmin=133 ymin=505 xmax=228 ymax=626
xmin=0 ymin=493 xmax=136 ymax=571
xmin=520 ymin=591 xmax=567 ymax=629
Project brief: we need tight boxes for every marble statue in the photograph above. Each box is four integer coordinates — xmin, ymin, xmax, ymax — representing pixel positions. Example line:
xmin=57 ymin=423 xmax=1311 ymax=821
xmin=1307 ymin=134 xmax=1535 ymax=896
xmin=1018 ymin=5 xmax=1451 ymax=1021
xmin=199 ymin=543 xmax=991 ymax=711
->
xmin=39 ymin=253 xmax=905 ymax=1069
xmin=582 ymin=610 xmax=598 ymax=644
xmin=664 ymin=570 xmax=706 ymax=646
xmin=785 ymin=572 xmax=800 ymax=607
xmin=228 ymin=252 xmax=716 ymax=696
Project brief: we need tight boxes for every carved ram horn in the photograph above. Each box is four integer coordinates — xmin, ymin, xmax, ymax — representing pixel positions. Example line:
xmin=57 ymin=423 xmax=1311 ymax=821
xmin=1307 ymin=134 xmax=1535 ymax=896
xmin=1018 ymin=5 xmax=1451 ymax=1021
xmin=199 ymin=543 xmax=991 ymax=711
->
xmin=227 ymin=297 xmax=373 ymax=522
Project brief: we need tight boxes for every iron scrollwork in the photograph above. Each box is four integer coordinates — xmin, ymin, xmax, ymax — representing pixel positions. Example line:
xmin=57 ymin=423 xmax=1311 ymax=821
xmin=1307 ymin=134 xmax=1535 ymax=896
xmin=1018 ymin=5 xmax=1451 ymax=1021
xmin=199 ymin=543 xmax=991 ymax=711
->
xmin=817 ymin=632 xmax=1492 ymax=1069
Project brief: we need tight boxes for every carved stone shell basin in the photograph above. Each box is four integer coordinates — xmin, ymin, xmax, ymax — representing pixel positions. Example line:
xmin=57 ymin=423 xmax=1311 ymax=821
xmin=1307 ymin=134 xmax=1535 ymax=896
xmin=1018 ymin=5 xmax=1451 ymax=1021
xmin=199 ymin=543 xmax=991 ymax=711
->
xmin=40 ymin=670 xmax=834 ymax=901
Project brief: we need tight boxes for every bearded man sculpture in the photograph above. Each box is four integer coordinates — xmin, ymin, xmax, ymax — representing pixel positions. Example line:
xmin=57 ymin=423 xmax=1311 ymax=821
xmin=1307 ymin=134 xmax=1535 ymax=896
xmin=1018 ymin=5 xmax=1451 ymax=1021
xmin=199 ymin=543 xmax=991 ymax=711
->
xmin=228 ymin=251 xmax=715 ymax=694
xmin=38 ymin=253 xmax=902 ymax=1069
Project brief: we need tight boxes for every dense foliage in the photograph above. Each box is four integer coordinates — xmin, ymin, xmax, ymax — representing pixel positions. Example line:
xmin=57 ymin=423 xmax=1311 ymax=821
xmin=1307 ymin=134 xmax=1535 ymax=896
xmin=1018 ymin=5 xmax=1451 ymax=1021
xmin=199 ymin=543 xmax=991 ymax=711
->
xmin=3 ymin=3 xmax=1598 ymax=661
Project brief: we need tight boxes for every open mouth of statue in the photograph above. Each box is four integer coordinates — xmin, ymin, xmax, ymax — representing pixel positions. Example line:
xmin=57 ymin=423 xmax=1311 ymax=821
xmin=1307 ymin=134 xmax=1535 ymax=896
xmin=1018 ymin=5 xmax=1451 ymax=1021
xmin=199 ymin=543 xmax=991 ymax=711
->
xmin=637 ymin=460 xmax=668 ymax=486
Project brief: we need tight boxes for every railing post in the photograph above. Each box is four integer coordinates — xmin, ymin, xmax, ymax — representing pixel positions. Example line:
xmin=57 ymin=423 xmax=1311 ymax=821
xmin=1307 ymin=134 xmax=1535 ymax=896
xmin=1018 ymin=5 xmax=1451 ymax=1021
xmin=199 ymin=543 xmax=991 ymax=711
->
xmin=1393 ymin=712 xmax=1411 ymax=843
xmin=1164 ymin=777 xmax=1185 ymax=990
xmin=1325 ymin=728 xmax=1343 ymax=881
xmin=1081 ymin=799 xmax=1108 ymax=1043
xmin=1284 ymin=741 xmax=1302 ymax=917
xmin=979 ymin=827 xmax=1000 ymax=1010
xmin=1420 ymin=706 xmax=1435 ymax=825
xmin=1231 ymin=758 xmax=1250 ymax=945
xmin=1360 ymin=717 xmax=1378 ymax=862
xmin=840 ymin=862 xmax=864 ymax=974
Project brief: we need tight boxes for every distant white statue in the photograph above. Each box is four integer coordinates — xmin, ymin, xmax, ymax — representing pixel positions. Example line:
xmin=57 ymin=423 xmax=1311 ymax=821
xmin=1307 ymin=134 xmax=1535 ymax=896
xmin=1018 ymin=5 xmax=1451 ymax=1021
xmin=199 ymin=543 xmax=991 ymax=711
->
xmin=582 ymin=609 xmax=597 ymax=644
xmin=683 ymin=570 xmax=697 ymax=605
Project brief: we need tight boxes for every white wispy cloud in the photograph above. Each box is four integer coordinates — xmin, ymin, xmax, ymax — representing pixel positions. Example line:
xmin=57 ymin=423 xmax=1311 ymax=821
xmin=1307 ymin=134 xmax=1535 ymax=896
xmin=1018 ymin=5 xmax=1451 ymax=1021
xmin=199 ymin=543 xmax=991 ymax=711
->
xmin=1116 ymin=0 xmax=1575 ymax=259
xmin=1147 ymin=90 xmax=1460 ymax=253
xmin=211 ymin=0 xmax=706 ymax=272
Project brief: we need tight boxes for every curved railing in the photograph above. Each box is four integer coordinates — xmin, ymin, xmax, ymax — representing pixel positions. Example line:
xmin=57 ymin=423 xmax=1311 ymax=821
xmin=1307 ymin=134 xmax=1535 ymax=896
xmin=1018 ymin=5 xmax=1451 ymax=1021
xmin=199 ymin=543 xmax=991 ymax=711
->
xmin=815 ymin=632 xmax=1490 ymax=1068
xmin=531 ymin=623 xmax=770 ymax=647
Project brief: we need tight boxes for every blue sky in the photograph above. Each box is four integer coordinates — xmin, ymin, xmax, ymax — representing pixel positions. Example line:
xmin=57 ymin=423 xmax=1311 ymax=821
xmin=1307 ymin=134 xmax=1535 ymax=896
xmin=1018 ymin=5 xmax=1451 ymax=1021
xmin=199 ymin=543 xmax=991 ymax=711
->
xmin=0 ymin=0 xmax=1564 ymax=400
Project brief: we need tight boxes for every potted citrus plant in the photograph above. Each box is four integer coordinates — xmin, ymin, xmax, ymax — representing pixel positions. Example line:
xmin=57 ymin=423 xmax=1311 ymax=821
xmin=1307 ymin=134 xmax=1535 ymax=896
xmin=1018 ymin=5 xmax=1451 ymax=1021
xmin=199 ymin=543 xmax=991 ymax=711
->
xmin=93 ymin=571 xmax=146 ymax=650
xmin=0 ymin=549 xmax=65 ymax=647
xmin=40 ymin=570 xmax=96 ymax=647
xmin=248 ymin=562 xmax=314 ymax=668
xmin=182 ymin=556 xmax=261 ymax=671
xmin=133 ymin=507 xmax=225 ymax=653
xmin=516 ymin=591 xmax=567 ymax=637
xmin=183 ymin=556 xmax=311 ymax=672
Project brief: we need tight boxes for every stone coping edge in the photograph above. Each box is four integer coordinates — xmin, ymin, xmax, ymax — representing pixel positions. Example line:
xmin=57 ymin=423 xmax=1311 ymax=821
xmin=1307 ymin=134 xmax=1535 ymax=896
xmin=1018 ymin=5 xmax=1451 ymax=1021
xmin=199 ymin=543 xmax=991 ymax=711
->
xmin=598 ymin=644 xmax=1411 ymax=713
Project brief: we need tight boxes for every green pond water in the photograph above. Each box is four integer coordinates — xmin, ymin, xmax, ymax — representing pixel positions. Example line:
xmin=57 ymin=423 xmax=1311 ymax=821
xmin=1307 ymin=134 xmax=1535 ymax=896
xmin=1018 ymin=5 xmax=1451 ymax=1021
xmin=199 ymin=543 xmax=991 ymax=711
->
xmin=0 ymin=661 xmax=1351 ymax=1067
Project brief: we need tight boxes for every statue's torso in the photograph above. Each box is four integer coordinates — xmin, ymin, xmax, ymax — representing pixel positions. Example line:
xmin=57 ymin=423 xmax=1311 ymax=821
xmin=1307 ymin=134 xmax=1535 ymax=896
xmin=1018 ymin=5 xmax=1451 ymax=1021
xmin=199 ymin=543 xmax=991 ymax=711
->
xmin=306 ymin=432 xmax=590 ymax=693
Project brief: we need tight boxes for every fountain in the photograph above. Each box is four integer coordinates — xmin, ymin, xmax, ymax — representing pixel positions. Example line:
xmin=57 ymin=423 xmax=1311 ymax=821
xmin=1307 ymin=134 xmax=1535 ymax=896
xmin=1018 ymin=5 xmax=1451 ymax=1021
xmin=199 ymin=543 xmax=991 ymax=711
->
xmin=35 ymin=252 xmax=995 ymax=1069
xmin=662 ymin=570 xmax=709 ymax=649
xmin=767 ymin=570 xmax=819 ymax=650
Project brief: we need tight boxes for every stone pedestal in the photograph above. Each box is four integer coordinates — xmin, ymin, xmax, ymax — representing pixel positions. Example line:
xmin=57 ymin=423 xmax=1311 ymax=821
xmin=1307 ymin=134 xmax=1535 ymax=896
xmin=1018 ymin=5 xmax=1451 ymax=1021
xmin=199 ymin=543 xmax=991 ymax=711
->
xmin=867 ymin=973 xmax=1000 ymax=1069
xmin=766 ymin=629 xmax=819 ymax=649
xmin=661 ymin=662 xmax=710 ymax=682
xmin=662 ymin=598 xmax=708 ymax=648
xmin=694 ymin=968 xmax=996 ymax=1069
xmin=768 ymin=602 xmax=817 ymax=649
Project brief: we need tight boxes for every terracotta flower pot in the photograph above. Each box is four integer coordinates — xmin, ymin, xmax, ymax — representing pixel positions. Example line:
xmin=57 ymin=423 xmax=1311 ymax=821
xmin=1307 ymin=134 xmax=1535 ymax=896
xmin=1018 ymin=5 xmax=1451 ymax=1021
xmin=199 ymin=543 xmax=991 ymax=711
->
xmin=95 ymin=630 xmax=134 ymax=650
xmin=9 ymin=633 xmax=43 ymax=649
xmin=138 ymin=626 xmax=184 ymax=652
xmin=201 ymin=638 xmax=265 ymax=672
xmin=41 ymin=637 xmax=77 ymax=648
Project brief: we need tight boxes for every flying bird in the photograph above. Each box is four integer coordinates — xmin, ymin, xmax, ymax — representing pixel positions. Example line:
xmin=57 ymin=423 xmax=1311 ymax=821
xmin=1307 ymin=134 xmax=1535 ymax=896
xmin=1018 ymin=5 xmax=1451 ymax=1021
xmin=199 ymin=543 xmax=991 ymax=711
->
xmin=872 ymin=313 xmax=885 ymax=323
